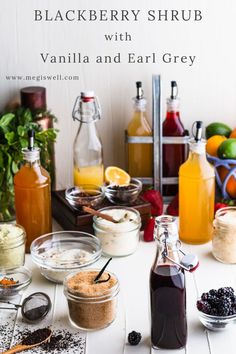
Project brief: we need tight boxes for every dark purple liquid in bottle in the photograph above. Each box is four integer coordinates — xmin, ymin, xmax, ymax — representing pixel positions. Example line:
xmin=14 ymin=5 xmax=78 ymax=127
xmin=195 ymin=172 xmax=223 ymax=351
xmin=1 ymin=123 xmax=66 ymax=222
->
xmin=150 ymin=265 xmax=187 ymax=349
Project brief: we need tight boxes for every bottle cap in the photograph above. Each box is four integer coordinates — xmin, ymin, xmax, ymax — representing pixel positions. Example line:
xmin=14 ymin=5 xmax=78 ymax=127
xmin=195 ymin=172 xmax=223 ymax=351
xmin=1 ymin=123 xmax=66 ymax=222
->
xmin=22 ymin=147 xmax=40 ymax=162
xmin=22 ymin=129 xmax=40 ymax=161
xmin=180 ymin=254 xmax=199 ymax=272
xmin=170 ymin=81 xmax=178 ymax=99
xmin=20 ymin=87 xmax=46 ymax=111
xmin=192 ymin=121 xmax=203 ymax=142
xmin=81 ymin=91 xmax=94 ymax=98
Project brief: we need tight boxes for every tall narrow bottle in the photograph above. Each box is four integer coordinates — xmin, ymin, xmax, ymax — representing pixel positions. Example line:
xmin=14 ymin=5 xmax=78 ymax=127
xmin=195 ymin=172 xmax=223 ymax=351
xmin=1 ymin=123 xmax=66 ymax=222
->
xmin=179 ymin=121 xmax=215 ymax=244
xmin=163 ymin=81 xmax=186 ymax=195
xmin=127 ymin=82 xmax=152 ymax=177
xmin=14 ymin=130 xmax=52 ymax=252
xmin=150 ymin=216 xmax=187 ymax=349
xmin=72 ymin=91 xmax=104 ymax=186
xmin=20 ymin=86 xmax=56 ymax=189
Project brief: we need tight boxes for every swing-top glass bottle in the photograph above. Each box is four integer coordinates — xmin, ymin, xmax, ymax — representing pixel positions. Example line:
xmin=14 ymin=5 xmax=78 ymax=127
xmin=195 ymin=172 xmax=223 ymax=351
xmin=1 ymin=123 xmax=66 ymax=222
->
xmin=72 ymin=91 xmax=104 ymax=186
xmin=150 ymin=215 xmax=187 ymax=349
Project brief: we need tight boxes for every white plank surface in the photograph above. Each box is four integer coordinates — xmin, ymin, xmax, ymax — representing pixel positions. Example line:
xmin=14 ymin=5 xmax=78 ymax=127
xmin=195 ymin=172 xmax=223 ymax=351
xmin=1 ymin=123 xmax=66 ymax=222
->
xmin=1 ymin=221 xmax=236 ymax=353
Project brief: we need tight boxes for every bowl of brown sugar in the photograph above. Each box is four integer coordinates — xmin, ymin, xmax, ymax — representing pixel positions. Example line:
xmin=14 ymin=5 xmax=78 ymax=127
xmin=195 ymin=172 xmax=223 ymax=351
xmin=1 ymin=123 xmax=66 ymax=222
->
xmin=64 ymin=269 xmax=120 ymax=331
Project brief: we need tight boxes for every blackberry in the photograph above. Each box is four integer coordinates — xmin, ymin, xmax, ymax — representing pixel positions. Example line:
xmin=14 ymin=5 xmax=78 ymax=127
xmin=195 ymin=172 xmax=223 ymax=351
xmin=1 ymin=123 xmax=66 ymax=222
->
xmin=209 ymin=308 xmax=218 ymax=316
xmin=201 ymin=292 xmax=211 ymax=301
xmin=230 ymin=295 xmax=236 ymax=304
xmin=208 ymin=297 xmax=220 ymax=309
xmin=197 ymin=300 xmax=211 ymax=314
xmin=218 ymin=298 xmax=231 ymax=316
xmin=128 ymin=331 xmax=142 ymax=346
xmin=228 ymin=308 xmax=236 ymax=316
xmin=217 ymin=287 xmax=234 ymax=298
xmin=209 ymin=289 xmax=218 ymax=297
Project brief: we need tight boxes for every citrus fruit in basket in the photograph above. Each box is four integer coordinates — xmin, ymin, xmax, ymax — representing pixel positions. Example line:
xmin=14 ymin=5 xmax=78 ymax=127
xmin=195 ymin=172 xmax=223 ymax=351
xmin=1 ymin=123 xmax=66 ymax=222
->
xmin=206 ymin=135 xmax=227 ymax=157
xmin=230 ymin=128 xmax=236 ymax=138
xmin=217 ymin=138 xmax=236 ymax=159
xmin=206 ymin=122 xmax=232 ymax=139
xmin=218 ymin=166 xmax=236 ymax=198
xmin=105 ymin=166 xmax=131 ymax=185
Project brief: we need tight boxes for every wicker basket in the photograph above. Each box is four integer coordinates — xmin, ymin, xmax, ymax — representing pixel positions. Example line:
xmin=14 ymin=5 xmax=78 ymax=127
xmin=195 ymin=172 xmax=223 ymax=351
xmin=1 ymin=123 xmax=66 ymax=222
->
xmin=207 ymin=154 xmax=236 ymax=199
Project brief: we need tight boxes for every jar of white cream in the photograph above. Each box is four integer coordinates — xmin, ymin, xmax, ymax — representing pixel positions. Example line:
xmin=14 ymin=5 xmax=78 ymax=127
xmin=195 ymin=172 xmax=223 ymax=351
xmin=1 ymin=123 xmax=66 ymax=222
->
xmin=0 ymin=223 xmax=26 ymax=269
xmin=93 ymin=206 xmax=141 ymax=257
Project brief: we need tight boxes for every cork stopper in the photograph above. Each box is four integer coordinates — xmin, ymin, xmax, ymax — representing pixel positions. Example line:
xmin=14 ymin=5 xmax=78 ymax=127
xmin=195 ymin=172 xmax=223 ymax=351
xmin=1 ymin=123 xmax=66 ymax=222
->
xmin=20 ymin=86 xmax=46 ymax=111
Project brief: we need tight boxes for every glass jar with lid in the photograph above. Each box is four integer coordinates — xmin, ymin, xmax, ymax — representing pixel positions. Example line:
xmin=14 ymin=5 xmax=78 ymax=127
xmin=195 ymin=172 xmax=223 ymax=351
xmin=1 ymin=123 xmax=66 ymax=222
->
xmin=212 ymin=207 xmax=236 ymax=263
xmin=0 ymin=223 xmax=26 ymax=270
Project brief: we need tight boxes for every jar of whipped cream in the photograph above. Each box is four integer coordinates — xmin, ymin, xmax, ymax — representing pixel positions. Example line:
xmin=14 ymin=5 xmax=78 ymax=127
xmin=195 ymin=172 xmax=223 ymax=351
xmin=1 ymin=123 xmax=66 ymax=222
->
xmin=212 ymin=207 xmax=236 ymax=264
xmin=93 ymin=206 xmax=141 ymax=257
xmin=0 ymin=224 xmax=26 ymax=269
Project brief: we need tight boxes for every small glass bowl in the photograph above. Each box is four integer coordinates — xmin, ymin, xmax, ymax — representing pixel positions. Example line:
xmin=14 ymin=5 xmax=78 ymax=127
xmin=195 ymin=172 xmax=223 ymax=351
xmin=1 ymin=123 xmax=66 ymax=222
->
xmin=0 ymin=266 xmax=32 ymax=298
xmin=65 ymin=185 xmax=105 ymax=209
xmin=31 ymin=231 xmax=102 ymax=283
xmin=105 ymin=178 xmax=142 ymax=205
xmin=198 ymin=309 xmax=236 ymax=331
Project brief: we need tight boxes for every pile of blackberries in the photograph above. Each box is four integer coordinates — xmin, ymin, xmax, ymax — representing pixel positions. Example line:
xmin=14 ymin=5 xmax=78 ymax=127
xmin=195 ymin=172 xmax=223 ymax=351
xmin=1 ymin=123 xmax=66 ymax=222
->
xmin=197 ymin=287 xmax=236 ymax=316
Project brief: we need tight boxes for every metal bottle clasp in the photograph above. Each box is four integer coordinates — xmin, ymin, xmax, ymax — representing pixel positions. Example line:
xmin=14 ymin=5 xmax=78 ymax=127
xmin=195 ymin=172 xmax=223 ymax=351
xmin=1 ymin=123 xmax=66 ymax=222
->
xmin=162 ymin=238 xmax=199 ymax=272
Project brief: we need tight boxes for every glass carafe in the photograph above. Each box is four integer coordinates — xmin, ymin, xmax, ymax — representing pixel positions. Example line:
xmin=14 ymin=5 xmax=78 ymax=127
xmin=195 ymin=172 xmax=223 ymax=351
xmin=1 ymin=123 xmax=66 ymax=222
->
xmin=150 ymin=216 xmax=187 ymax=350
xmin=72 ymin=91 xmax=104 ymax=186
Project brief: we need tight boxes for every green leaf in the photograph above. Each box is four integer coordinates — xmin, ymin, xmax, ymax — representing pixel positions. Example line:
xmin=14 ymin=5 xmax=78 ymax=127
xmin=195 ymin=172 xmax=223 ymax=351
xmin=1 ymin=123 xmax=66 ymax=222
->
xmin=35 ymin=132 xmax=46 ymax=143
xmin=12 ymin=161 xmax=19 ymax=174
xmin=5 ymin=131 xmax=15 ymax=145
xmin=17 ymin=125 xmax=25 ymax=137
xmin=0 ymin=113 xmax=15 ymax=128
xmin=19 ymin=109 xmax=32 ymax=125
xmin=0 ymin=172 xmax=3 ymax=186
xmin=19 ymin=138 xmax=28 ymax=148
xmin=0 ymin=151 xmax=3 ymax=168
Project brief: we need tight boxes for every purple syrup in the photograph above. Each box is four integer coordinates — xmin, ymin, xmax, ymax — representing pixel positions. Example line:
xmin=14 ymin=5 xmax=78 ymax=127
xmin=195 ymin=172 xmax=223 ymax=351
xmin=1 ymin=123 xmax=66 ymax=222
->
xmin=150 ymin=265 xmax=187 ymax=349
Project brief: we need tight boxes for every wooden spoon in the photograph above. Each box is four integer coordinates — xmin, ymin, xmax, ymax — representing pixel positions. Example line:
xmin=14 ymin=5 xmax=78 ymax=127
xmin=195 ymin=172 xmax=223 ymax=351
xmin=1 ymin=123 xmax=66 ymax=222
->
xmin=2 ymin=329 xmax=52 ymax=354
xmin=83 ymin=206 xmax=119 ymax=223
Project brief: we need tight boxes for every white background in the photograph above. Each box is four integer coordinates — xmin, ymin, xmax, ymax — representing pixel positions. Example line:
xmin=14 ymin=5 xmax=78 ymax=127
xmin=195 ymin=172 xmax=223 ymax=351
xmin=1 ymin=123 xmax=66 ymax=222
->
xmin=1 ymin=0 xmax=236 ymax=189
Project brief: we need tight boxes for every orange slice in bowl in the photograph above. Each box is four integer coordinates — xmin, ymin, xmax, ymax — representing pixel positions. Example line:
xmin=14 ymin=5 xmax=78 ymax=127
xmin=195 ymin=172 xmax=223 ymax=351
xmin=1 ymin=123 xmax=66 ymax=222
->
xmin=105 ymin=166 xmax=131 ymax=186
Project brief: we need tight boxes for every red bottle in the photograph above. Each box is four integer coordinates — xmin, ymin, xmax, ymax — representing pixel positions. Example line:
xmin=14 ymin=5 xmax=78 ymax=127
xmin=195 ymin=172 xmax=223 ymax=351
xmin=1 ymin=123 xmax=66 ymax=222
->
xmin=163 ymin=81 xmax=186 ymax=196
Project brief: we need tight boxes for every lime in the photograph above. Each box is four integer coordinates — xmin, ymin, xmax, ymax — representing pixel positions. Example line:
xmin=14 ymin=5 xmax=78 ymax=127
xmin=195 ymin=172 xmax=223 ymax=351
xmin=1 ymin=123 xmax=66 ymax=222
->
xmin=217 ymin=138 xmax=236 ymax=159
xmin=206 ymin=123 xmax=232 ymax=139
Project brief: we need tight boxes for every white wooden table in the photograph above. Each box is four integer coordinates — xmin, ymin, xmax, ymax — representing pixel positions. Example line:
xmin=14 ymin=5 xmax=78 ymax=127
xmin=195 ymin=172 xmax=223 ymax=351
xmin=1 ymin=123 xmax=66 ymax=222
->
xmin=1 ymin=220 xmax=236 ymax=354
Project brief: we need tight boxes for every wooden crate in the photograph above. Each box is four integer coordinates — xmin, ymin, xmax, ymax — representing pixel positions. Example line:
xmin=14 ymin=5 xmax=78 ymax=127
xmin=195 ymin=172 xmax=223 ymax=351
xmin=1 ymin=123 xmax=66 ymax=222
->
xmin=52 ymin=190 xmax=151 ymax=234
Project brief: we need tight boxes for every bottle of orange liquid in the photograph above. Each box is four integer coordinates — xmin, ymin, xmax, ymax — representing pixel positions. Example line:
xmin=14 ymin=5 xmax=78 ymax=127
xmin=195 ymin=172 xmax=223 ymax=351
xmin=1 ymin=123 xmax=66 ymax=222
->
xmin=14 ymin=130 xmax=52 ymax=252
xmin=72 ymin=91 xmax=104 ymax=186
xmin=179 ymin=121 xmax=215 ymax=244
xmin=127 ymin=82 xmax=152 ymax=177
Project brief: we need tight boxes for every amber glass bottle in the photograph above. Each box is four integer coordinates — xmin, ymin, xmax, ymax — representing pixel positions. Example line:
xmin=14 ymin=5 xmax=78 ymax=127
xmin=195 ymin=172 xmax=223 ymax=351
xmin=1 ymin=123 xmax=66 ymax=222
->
xmin=14 ymin=130 xmax=52 ymax=252
xmin=127 ymin=82 xmax=152 ymax=177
